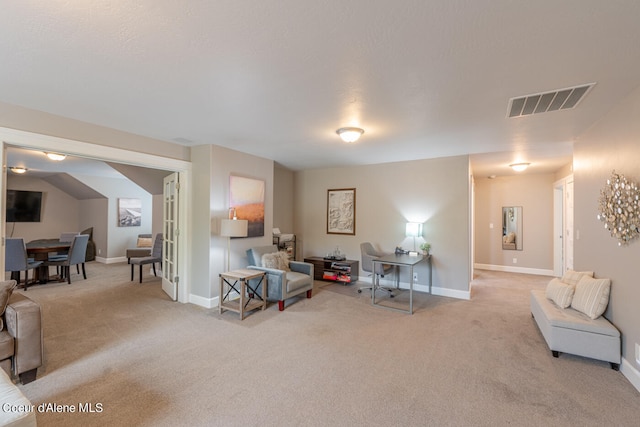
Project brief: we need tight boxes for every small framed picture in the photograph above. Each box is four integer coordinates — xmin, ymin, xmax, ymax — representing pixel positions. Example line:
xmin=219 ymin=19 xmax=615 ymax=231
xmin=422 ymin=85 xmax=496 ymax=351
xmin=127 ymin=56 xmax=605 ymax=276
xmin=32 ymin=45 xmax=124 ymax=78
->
xmin=118 ymin=198 xmax=142 ymax=227
xmin=327 ymin=188 xmax=356 ymax=235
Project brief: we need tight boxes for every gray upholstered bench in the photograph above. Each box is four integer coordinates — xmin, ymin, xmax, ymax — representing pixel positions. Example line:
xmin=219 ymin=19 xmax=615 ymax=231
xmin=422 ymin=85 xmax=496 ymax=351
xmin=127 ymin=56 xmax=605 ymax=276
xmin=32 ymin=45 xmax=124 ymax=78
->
xmin=0 ymin=369 xmax=36 ymax=426
xmin=530 ymin=289 xmax=620 ymax=370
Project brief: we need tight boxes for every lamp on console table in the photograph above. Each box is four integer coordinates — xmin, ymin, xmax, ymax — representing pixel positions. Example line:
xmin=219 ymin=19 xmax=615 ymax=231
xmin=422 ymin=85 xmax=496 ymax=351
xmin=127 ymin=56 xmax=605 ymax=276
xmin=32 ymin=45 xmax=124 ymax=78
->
xmin=220 ymin=208 xmax=248 ymax=271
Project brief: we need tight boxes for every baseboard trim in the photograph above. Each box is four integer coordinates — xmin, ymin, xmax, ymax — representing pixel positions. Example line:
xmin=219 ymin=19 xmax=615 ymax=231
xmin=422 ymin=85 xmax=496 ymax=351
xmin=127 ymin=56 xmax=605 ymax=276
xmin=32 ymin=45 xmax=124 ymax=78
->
xmin=475 ymin=263 xmax=554 ymax=276
xmin=190 ymin=292 xmax=242 ymax=309
xmin=373 ymin=278 xmax=470 ymax=300
xmin=190 ymin=293 xmax=217 ymax=309
xmin=621 ymin=357 xmax=640 ymax=393
xmin=97 ymin=256 xmax=128 ymax=264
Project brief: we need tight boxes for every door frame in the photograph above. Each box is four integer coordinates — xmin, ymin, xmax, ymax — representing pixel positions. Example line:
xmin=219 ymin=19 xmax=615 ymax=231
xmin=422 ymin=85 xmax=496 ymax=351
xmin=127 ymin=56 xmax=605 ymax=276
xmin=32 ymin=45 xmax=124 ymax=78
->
xmin=1 ymin=126 xmax=192 ymax=303
xmin=553 ymin=175 xmax=574 ymax=276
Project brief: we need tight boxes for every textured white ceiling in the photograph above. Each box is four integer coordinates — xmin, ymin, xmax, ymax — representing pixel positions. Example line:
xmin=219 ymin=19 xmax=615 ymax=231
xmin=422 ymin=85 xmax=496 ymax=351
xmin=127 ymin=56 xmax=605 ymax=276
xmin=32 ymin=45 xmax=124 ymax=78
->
xmin=2 ymin=1 xmax=640 ymax=175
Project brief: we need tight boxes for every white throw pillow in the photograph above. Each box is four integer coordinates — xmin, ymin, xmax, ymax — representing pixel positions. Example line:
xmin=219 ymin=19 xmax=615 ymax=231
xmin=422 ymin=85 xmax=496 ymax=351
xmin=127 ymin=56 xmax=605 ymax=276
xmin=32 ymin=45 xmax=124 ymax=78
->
xmin=545 ymin=278 xmax=575 ymax=308
xmin=261 ymin=253 xmax=280 ymax=269
xmin=571 ymin=276 xmax=611 ymax=319
xmin=561 ymin=270 xmax=594 ymax=286
xmin=275 ymin=251 xmax=290 ymax=271
xmin=261 ymin=252 xmax=290 ymax=271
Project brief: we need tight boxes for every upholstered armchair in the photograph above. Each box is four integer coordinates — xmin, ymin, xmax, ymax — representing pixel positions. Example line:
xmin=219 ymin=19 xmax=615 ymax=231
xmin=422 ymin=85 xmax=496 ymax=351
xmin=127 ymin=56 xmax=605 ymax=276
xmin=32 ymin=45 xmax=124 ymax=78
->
xmin=246 ymin=245 xmax=314 ymax=311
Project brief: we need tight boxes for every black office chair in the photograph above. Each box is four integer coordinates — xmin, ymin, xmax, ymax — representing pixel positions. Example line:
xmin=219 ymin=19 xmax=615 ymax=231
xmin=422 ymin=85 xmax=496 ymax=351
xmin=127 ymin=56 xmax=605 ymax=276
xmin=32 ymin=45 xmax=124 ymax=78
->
xmin=357 ymin=242 xmax=395 ymax=297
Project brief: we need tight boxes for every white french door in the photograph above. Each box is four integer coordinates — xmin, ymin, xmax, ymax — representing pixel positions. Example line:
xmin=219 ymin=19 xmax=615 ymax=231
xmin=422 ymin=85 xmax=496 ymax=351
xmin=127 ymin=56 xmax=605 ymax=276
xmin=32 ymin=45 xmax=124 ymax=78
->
xmin=162 ymin=172 xmax=179 ymax=301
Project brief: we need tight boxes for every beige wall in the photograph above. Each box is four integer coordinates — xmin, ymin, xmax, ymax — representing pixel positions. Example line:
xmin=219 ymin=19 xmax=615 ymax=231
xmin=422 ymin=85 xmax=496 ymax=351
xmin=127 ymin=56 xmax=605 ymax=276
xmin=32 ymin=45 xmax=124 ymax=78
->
xmin=192 ymin=145 xmax=274 ymax=304
xmin=190 ymin=144 xmax=214 ymax=301
xmin=79 ymin=198 xmax=108 ymax=258
xmin=573 ymin=84 xmax=640 ymax=372
xmin=294 ymin=155 xmax=471 ymax=296
xmin=5 ymin=175 xmax=81 ymax=242
xmin=273 ymin=165 xmax=294 ymax=235
xmin=474 ymin=174 xmax=555 ymax=273
xmin=70 ymin=174 xmax=153 ymax=259
xmin=0 ymin=101 xmax=189 ymax=161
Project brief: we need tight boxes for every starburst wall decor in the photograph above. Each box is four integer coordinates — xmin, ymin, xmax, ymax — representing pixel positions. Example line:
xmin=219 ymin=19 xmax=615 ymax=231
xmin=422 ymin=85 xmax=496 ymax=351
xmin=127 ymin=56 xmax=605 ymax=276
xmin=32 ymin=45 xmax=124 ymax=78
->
xmin=597 ymin=170 xmax=640 ymax=246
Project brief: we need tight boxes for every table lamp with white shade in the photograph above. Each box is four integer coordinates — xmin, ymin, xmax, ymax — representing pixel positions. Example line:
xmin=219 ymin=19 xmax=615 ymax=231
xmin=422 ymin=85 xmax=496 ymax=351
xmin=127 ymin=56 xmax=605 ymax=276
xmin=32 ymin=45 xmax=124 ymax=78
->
xmin=405 ymin=222 xmax=423 ymax=253
xmin=220 ymin=208 xmax=248 ymax=271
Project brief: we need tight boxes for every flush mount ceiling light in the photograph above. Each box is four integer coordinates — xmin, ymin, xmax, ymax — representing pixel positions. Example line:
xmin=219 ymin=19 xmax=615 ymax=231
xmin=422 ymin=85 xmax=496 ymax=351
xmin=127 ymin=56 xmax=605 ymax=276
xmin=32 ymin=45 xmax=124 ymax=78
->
xmin=45 ymin=152 xmax=66 ymax=161
xmin=509 ymin=162 xmax=530 ymax=172
xmin=10 ymin=167 xmax=27 ymax=174
xmin=336 ymin=127 xmax=364 ymax=143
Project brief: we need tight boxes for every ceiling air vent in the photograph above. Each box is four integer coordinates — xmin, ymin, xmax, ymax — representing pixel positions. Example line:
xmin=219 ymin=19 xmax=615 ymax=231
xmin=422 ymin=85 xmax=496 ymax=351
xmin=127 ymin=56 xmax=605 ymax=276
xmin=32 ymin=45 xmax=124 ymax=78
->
xmin=507 ymin=83 xmax=595 ymax=118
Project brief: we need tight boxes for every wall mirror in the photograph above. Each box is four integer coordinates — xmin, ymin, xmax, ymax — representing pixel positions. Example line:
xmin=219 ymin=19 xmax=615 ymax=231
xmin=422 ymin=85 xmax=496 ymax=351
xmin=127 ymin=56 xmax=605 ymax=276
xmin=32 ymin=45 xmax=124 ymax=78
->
xmin=502 ymin=206 xmax=523 ymax=250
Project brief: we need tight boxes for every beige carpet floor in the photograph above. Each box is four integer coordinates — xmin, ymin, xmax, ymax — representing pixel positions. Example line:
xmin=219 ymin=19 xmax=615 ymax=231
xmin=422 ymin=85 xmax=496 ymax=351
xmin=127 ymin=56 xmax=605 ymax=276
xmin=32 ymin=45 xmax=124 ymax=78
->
xmin=9 ymin=263 xmax=640 ymax=426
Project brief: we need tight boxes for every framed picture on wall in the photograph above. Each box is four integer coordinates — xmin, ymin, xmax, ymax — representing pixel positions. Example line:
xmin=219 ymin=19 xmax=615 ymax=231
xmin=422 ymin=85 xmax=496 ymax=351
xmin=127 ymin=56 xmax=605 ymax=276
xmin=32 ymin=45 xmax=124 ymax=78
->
xmin=230 ymin=175 xmax=265 ymax=237
xmin=118 ymin=198 xmax=142 ymax=227
xmin=327 ymin=188 xmax=356 ymax=235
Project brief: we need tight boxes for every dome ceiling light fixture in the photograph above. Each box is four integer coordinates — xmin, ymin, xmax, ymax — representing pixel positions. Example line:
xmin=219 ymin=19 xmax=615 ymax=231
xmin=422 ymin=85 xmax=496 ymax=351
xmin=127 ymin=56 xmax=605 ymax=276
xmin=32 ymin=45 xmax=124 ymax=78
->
xmin=45 ymin=152 xmax=67 ymax=161
xmin=509 ymin=162 xmax=530 ymax=172
xmin=336 ymin=127 xmax=364 ymax=143
xmin=10 ymin=167 xmax=27 ymax=174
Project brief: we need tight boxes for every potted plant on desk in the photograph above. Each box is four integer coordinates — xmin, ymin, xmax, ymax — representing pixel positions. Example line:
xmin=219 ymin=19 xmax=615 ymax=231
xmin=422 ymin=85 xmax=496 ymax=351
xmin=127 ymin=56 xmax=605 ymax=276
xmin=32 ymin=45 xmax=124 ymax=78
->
xmin=420 ymin=242 xmax=431 ymax=256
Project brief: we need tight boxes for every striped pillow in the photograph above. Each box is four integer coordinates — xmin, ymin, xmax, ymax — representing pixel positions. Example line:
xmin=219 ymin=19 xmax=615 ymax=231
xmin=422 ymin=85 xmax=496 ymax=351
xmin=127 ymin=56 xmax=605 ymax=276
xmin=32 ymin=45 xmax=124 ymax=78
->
xmin=571 ymin=276 xmax=611 ymax=319
xmin=545 ymin=278 xmax=575 ymax=308
xmin=561 ymin=270 xmax=594 ymax=286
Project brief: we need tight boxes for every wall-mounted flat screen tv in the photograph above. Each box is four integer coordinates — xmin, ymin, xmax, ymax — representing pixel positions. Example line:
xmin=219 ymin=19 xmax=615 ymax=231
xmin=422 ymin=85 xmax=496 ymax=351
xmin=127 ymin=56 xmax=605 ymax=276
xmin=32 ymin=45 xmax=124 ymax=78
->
xmin=6 ymin=190 xmax=43 ymax=222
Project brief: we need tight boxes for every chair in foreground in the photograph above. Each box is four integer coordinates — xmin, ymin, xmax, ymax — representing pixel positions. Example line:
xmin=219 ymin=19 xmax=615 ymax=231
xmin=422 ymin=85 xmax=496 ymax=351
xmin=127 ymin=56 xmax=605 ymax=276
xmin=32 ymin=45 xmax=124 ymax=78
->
xmin=126 ymin=233 xmax=153 ymax=263
xmin=357 ymin=242 xmax=395 ymax=297
xmin=130 ymin=233 xmax=163 ymax=283
xmin=45 ymin=234 xmax=90 ymax=284
xmin=4 ymin=238 xmax=43 ymax=290
xmin=246 ymin=245 xmax=314 ymax=311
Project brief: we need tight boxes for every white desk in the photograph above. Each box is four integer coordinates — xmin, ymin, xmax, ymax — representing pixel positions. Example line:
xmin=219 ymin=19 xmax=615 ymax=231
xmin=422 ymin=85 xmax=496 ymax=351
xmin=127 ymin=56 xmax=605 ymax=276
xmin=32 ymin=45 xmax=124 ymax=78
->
xmin=371 ymin=253 xmax=431 ymax=314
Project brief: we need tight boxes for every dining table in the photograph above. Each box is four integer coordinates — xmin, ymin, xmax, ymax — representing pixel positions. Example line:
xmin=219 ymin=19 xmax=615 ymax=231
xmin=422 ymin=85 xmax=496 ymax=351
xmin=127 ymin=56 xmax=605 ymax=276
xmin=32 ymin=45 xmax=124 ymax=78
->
xmin=26 ymin=239 xmax=71 ymax=283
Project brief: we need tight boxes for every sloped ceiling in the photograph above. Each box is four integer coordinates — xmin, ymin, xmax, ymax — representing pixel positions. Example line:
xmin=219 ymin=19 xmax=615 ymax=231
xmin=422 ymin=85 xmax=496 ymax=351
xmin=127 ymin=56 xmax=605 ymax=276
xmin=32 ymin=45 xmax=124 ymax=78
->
xmin=106 ymin=162 xmax=173 ymax=195
xmin=42 ymin=174 xmax=106 ymax=200
xmin=6 ymin=147 xmax=172 ymax=197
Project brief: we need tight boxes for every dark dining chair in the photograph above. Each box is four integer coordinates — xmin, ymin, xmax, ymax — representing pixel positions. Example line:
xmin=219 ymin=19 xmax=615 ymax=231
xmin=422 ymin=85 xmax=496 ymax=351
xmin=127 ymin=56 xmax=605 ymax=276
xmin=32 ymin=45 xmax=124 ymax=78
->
xmin=44 ymin=234 xmax=90 ymax=284
xmin=130 ymin=233 xmax=163 ymax=283
xmin=4 ymin=238 xmax=43 ymax=290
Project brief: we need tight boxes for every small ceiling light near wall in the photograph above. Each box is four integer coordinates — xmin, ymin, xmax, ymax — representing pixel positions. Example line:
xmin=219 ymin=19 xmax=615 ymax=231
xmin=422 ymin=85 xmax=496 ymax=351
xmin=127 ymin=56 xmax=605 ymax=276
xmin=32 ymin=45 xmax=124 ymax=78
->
xmin=10 ymin=167 xmax=27 ymax=174
xmin=336 ymin=127 xmax=364 ymax=143
xmin=45 ymin=152 xmax=66 ymax=161
xmin=509 ymin=162 xmax=530 ymax=172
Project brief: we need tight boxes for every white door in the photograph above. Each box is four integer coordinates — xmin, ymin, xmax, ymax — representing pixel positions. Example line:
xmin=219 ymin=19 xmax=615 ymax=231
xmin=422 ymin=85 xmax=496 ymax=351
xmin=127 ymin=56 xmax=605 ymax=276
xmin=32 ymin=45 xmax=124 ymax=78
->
xmin=162 ymin=172 xmax=179 ymax=301
xmin=565 ymin=179 xmax=574 ymax=272
xmin=553 ymin=184 xmax=564 ymax=277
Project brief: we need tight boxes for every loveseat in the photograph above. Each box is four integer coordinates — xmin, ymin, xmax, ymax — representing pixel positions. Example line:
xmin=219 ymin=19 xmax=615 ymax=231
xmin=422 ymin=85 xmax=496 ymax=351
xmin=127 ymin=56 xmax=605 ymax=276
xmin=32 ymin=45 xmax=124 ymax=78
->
xmin=1 ymin=280 xmax=43 ymax=384
xmin=246 ymin=245 xmax=314 ymax=311
xmin=530 ymin=271 xmax=620 ymax=370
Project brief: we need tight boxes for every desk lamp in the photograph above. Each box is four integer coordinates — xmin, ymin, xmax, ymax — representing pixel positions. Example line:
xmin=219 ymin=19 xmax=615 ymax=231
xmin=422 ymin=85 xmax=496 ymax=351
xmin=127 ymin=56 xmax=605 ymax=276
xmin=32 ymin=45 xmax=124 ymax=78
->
xmin=405 ymin=222 xmax=423 ymax=252
xmin=220 ymin=208 xmax=248 ymax=271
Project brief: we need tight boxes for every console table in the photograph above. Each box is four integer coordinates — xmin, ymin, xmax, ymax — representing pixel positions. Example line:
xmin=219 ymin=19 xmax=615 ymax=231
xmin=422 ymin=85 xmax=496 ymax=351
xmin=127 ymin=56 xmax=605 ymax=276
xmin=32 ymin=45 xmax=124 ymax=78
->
xmin=304 ymin=257 xmax=359 ymax=284
xmin=219 ymin=269 xmax=266 ymax=320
